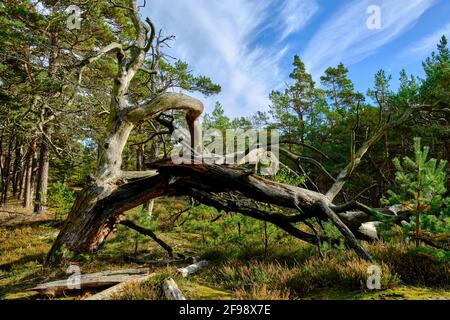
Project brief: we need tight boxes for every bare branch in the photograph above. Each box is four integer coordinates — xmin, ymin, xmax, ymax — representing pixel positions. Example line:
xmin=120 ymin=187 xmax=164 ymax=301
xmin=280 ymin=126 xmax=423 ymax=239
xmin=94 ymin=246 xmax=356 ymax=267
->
xmin=120 ymin=219 xmax=173 ymax=257
xmin=278 ymin=140 xmax=329 ymax=159
xmin=130 ymin=131 xmax=171 ymax=146
xmin=318 ymin=200 xmax=373 ymax=261
xmin=76 ymin=43 xmax=124 ymax=69
xmin=279 ymin=147 xmax=336 ymax=182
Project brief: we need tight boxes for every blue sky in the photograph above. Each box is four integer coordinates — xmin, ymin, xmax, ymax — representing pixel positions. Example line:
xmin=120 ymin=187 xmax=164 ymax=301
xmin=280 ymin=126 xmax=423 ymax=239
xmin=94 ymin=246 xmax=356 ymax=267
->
xmin=144 ymin=0 xmax=450 ymax=118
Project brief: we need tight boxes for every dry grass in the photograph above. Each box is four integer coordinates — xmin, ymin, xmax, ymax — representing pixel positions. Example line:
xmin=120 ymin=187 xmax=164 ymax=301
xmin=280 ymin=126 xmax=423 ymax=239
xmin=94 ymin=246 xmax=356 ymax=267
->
xmin=286 ymin=255 xmax=399 ymax=296
xmin=200 ymin=252 xmax=399 ymax=299
xmin=1 ymin=201 xmax=448 ymax=301
xmin=0 ymin=208 xmax=62 ymax=298
xmin=234 ymin=284 xmax=291 ymax=300
xmin=368 ymin=242 xmax=450 ymax=287
xmin=198 ymin=242 xmax=448 ymax=300
xmin=110 ymin=279 xmax=163 ymax=300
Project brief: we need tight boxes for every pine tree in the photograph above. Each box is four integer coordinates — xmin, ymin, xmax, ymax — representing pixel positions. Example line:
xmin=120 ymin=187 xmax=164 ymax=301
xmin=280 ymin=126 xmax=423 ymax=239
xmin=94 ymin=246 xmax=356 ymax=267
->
xmin=367 ymin=69 xmax=392 ymax=106
xmin=420 ymin=35 xmax=450 ymax=161
xmin=288 ymin=55 xmax=317 ymax=144
xmin=203 ymin=102 xmax=231 ymax=131
xmin=269 ymin=55 xmax=319 ymax=146
xmin=385 ymin=138 xmax=449 ymax=248
xmin=320 ymin=63 xmax=357 ymax=115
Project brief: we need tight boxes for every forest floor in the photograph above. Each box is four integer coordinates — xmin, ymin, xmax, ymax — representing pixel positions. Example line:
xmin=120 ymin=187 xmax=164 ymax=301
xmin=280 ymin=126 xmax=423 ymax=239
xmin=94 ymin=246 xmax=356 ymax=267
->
xmin=0 ymin=198 xmax=449 ymax=300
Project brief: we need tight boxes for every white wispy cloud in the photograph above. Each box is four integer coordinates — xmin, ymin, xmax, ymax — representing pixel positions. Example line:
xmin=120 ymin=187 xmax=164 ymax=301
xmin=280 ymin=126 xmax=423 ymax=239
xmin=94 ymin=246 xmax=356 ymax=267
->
xmin=277 ymin=0 xmax=319 ymax=41
xmin=144 ymin=0 xmax=318 ymax=117
xmin=406 ymin=22 xmax=450 ymax=56
xmin=302 ymin=0 xmax=437 ymax=80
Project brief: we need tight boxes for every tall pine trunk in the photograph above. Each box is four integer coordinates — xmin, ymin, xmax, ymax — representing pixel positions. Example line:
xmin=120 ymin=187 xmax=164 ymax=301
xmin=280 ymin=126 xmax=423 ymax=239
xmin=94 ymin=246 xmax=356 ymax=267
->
xmin=1 ymin=135 xmax=14 ymax=206
xmin=23 ymin=138 xmax=37 ymax=208
xmin=17 ymin=152 xmax=27 ymax=200
xmin=12 ymin=141 xmax=23 ymax=197
xmin=34 ymin=126 xmax=51 ymax=214
xmin=0 ymin=133 xmax=3 ymax=182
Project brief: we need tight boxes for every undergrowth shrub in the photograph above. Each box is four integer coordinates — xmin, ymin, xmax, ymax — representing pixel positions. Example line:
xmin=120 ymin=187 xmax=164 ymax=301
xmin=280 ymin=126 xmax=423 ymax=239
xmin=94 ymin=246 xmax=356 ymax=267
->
xmin=47 ymin=182 xmax=75 ymax=220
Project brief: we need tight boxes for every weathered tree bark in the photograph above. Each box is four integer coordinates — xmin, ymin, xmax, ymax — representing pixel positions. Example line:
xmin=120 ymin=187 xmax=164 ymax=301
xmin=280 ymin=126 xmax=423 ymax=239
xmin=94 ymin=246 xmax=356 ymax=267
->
xmin=48 ymin=86 xmax=408 ymax=265
xmin=46 ymin=171 xmax=172 ymax=261
xmin=319 ymin=201 xmax=373 ymax=261
xmin=143 ymin=200 xmax=154 ymax=218
xmin=136 ymin=144 xmax=145 ymax=172
xmin=33 ymin=31 xmax=59 ymax=213
xmin=29 ymin=147 xmax=38 ymax=204
xmin=47 ymin=89 xmax=205 ymax=262
xmin=34 ymin=126 xmax=51 ymax=214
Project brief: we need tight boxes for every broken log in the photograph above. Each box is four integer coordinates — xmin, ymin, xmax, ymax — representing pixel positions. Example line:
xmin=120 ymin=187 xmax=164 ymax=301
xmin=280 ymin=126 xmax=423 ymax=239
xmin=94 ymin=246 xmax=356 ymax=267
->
xmin=178 ymin=260 xmax=209 ymax=277
xmin=48 ymin=162 xmax=383 ymax=264
xmin=29 ymin=268 xmax=153 ymax=296
xmin=163 ymin=278 xmax=186 ymax=300
xmin=85 ymin=273 xmax=156 ymax=300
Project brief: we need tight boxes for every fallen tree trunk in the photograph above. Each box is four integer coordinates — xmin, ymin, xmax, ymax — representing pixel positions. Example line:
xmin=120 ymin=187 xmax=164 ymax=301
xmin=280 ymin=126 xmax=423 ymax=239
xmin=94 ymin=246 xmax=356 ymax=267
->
xmin=163 ymin=278 xmax=186 ymax=300
xmin=85 ymin=273 xmax=156 ymax=300
xmin=29 ymin=268 xmax=153 ymax=296
xmin=178 ymin=260 xmax=208 ymax=277
xmin=47 ymin=161 xmax=392 ymax=264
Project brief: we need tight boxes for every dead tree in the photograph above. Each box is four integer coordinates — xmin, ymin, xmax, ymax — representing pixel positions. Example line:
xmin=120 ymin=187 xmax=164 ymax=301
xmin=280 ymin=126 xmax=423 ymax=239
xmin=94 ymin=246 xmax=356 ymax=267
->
xmin=46 ymin=2 xmax=417 ymax=265
xmin=47 ymin=2 xmax=201 ymax=262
